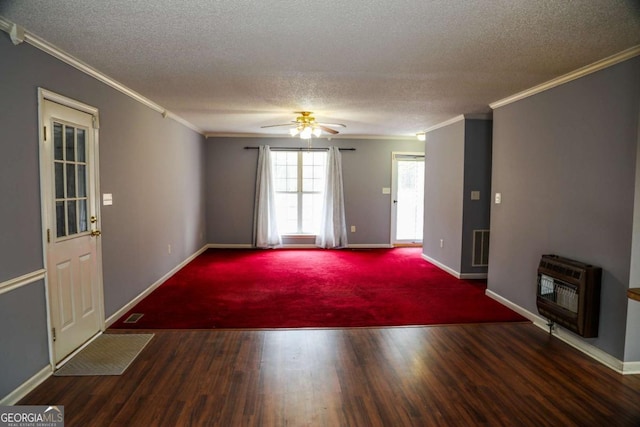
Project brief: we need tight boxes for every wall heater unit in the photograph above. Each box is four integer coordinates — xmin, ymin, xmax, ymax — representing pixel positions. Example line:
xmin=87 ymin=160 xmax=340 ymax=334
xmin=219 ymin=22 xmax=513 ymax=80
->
xmin=536 ymin=254 xmax=602 ymax=338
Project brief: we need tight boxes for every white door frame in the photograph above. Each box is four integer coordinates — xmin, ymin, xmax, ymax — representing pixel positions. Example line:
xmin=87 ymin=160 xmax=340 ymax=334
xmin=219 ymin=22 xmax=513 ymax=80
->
xmin=390 ymin=152 xmax=425 ymax=246
xmin=37 ymin=88 xmax=105 ymax=368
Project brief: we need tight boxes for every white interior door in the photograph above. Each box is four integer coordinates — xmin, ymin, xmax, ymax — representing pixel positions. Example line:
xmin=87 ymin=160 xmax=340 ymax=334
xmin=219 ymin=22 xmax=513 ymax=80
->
xmin=391 ymin=153 xmax=425 ymax=245
xmin=41 ymin=95 xmax=103 ymax=364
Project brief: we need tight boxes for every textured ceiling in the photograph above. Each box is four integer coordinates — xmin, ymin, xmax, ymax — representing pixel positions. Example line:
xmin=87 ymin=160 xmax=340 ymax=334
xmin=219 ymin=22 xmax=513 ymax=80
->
xmin=1 ymin=0 xmax=639 ymax=138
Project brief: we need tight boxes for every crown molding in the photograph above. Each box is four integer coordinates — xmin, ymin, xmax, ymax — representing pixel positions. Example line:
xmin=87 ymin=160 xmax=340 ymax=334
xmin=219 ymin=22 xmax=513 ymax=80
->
xmin=490 ymin=45 xmax=640 ymax=109
xmin=424 ymin=115 xmax=465 ymax=133
xmin=204 ymin=132 xmax=416 ymax=141
xmin=0 ymin=17 xmax=10 ymax=33
xmin=464 ymin=113 xmax=493 ymax=120
xmin=0 ymin=16 xmax=203 ymax=134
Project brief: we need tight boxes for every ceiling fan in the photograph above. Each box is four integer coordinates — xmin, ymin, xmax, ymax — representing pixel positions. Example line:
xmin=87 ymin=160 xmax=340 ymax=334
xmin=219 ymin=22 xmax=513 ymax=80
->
xmin=261 ymin=112 xmax=346 ymax=139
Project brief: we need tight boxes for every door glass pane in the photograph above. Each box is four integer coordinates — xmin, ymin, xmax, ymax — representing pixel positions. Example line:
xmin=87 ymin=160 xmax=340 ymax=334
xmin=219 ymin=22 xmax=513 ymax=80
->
xmin=56 ymin=201 xmax=66 ymax=237
xmin=54 ymin=123 xmax=64 ymax=160
xmin=55 ymin=163 xmax=64 ymax=198
xmin=396 ymin=160 xmax=425 ymax=241
xmin=65 ymin=126 xmax=75 ymax=161
xmin=77 ymin=129 xmax=86 ymax=162
xmin=77 ymin=165 xmax=86 ymax=197
xmin=67 ymin=200 xmax=77 ymax=235
xmin=66 ymin=164 xmax=76 ymax=198
xmin=78 ymin=199 xmax=88 ymax=232
xmin=51 ymin=120 xmax=91 ymax=240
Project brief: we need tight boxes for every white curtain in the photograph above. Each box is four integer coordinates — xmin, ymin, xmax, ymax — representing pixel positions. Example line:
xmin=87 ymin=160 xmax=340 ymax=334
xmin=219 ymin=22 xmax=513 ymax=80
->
xmin=316 ymin=147 xmax=348 ymax=248
xmin=253 ymin=145 xmax=281 ymax=248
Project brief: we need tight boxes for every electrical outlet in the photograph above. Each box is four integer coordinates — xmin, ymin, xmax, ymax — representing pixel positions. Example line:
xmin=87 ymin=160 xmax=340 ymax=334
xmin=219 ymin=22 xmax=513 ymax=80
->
xmin=440 ymin=239 xmax=444 ymax=248
xmin=351 ymin=225 xmax=356 ymax=233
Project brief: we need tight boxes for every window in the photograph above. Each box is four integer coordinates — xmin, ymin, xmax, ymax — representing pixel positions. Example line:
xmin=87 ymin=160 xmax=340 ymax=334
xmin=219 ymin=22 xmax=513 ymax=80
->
xmin=272 ymin=151 xmax=326 ymax=234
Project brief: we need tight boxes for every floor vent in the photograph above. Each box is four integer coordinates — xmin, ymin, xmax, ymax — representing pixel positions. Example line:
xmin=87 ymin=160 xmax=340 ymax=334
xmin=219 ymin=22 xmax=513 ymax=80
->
xmin=123 ymin=313 xmax=144 ymax=324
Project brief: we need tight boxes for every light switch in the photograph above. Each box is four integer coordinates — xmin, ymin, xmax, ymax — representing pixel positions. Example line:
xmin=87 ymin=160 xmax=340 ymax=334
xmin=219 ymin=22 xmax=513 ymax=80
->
xmin=103 ymin=193 xmax=113 ymax=206
xmin=495 ymin=193 xmax=502 ymax=204
xmin=471 ymin=191 xmax=480 ymax=200
xmin=382 ymin=187 xmax=391 ymax=194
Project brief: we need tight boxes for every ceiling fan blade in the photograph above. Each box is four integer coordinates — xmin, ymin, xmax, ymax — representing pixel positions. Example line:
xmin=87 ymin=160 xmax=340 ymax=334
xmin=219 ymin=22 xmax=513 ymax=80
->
xmin=260 ymin=123 xmax=296 ymax=128
xmin=316 ymin=122 xmax=346 ymax=128
xmin=318 ymin=125 xmax=339 ymax=135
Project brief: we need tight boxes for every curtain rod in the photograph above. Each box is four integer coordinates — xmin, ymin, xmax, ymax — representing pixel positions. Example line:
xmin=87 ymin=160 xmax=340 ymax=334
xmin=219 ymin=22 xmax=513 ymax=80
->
xmin=244 ymin=146 xmax=355 ymax=152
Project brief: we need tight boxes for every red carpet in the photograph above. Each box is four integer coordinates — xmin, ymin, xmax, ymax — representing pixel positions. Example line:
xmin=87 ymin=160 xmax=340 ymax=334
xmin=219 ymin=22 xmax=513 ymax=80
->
xmin=111 ymin=248 xmax=527 ymax=329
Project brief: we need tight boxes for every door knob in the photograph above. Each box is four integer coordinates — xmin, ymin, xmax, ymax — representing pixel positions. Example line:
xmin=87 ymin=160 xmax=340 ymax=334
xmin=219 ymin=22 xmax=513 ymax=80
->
xmin=90 ymin=229 xmax=101 ymax=237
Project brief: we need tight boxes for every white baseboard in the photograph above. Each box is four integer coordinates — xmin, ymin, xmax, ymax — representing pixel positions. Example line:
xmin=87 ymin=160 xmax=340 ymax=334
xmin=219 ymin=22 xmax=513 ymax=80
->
xmin=208 ymin=243 xmax=253 ymax=249
xmin=0 ymin=365 xmax=52 ymax=405
xmin=421 ymin=254 xmax=460 ymax=278
xmin=622 ymin=361 xmax=640 ymax=375
xmin=459 ymin=273 xmax=488 ymax=280
xmin=485 ymin=289 xmax=637 ymax=375
xmin=421 ymin=254 xmax=487 ymax=279
xmin=105 ymin=244 xmax=209 ymax=327
xmin=207 ymin=243 xmax=398 ymax=250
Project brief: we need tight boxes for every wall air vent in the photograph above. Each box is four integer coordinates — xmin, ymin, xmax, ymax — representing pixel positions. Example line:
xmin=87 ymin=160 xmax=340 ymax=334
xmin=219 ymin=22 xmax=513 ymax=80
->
xmin=472 ymin=229 xmax=490 ymax=267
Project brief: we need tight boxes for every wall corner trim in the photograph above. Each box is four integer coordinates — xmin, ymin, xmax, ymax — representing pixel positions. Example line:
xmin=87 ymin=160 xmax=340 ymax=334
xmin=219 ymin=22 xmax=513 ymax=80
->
xmin=0 ymin=16 xmax=202 ymax=134
xmin=484 ymin=289 xmax=634 ymax=374
xmin=489 ymin=45 xmax=640 ymax=109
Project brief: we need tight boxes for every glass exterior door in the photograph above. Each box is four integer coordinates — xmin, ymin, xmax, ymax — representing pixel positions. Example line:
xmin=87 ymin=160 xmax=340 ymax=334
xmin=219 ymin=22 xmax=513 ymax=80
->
xmin=392 ymin=154 xmax=425 ymax=244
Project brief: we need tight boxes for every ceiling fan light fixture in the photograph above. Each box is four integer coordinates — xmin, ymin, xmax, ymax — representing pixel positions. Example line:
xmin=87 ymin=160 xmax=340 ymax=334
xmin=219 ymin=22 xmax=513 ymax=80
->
xmin=261 ymin=112 xmax=345 ymax=140
xmin=300 ymin=126 xmax=313 ymax=139
xmin=416 ymin=132 xmax=426 ymax=141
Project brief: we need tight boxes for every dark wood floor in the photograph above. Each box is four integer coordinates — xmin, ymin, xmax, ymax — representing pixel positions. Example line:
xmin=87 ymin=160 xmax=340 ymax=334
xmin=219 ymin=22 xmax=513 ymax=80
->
xmin=20 ymin=323 xmax=640 ymax=426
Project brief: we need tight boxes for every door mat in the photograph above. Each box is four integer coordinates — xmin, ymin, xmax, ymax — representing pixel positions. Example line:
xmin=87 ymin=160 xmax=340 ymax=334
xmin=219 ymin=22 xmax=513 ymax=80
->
xmin=54 ymin=334 xmax=153 ymax=376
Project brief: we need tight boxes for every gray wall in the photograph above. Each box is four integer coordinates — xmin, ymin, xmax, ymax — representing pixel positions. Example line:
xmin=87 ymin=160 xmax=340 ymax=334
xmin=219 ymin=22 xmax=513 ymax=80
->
xmin=461 ymin=119 xmax=492 ymax=274
xmin=0 ymin=282 xmax=49 ymax=399
xmin=0 ymin=34 xmax=206 ymax=399
xmin=624 ymin=105 xmax=640 ymax=362
xmin=422 ymin=119 xmax=465 ymax=272
xmin=206 ymin=137 xmax=424 ymax=246
xmin=488 ymin=57 xmax=640 ymax=360
xmin=422 ymin=118 xmax=492 ymax=275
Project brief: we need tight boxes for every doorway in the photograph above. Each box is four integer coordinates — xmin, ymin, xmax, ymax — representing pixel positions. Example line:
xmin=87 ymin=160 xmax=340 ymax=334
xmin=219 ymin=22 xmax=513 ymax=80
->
xmin=391 ymin=153 xmax=425 ymax=246
xmin=39 ymin=89 xmax=104 ymax=365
